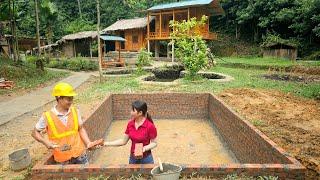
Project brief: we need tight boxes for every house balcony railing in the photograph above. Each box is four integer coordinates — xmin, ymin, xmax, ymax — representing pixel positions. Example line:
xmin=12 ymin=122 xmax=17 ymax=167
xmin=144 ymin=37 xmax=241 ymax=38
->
xmin=148 ymin=31 xmax=217 ymax=40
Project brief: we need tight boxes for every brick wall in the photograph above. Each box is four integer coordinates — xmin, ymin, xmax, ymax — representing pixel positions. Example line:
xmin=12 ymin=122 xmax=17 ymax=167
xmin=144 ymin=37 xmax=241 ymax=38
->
xmin=32 ymin=93 xmax=305 ymax=179
xmin=84 ymin=95 xmax=113 ymax=160
xmin=112 ymin=93 xmax=209 ymax=120
xmin=208 ymin=94 xmax=291 ymax=164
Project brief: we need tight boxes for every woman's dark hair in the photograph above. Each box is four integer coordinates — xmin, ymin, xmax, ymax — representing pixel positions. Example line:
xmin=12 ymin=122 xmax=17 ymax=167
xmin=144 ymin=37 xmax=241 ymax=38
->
xmin=132 ymin=100 xmax=153 ymax=123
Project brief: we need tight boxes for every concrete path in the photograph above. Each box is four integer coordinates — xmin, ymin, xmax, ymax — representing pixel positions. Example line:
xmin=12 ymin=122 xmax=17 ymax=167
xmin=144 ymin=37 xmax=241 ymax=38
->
xmin=0 ymin=71 xmax=91 ymax=125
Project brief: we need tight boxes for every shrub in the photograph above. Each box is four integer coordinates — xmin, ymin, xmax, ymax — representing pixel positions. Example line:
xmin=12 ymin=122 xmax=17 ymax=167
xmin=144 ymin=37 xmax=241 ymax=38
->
xmin=170 ymin=16 xmax=209 ymax=77
xmin=136 ymin=48 xmax=152 ymax=74
xmin=46 ymin=57 xmax=98 ymax=71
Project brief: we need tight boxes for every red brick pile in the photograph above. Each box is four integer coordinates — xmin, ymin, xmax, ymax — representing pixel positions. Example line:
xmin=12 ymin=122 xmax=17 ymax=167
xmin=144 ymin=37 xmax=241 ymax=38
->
xmin=0 ymin=78 xmax=14 ymax=89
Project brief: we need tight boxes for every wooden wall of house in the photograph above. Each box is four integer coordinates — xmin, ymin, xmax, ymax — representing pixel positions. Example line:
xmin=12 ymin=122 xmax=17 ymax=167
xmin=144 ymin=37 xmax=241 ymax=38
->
xmin=115 ymin=28 xmax=146 ymax=52
xmin=153 ymin=7 xmax=210 ymax=35
xmin=263 ymin=48 xmax=297 ymax=60
xmin=18 ymin=38 xmax=46 ymax=51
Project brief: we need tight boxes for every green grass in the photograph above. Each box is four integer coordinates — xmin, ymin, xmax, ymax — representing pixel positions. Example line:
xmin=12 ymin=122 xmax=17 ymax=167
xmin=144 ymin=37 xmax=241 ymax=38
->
xmin=0 ymin=57 xmax=70 ymax=95
xmin=77 ymin=61 xmax=320 ymax=104
xmin=218 ymin=57 xmax=320 ymax=68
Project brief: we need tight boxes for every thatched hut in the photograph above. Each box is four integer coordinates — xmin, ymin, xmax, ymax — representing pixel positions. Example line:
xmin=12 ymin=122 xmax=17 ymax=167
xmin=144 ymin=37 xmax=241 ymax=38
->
xmin=101 ymin=17 xmax=155 ymax=52
xmin=56 ymin=31 xmax=98 ymax=58
xmin=262 ymin=42 xmax=298 ymax=61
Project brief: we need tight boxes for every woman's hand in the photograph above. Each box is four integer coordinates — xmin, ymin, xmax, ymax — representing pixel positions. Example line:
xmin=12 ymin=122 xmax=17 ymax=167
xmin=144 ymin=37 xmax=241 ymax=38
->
xmin=46 ymin=142 xmax=59 ymax=149
xmin=87 ymin=139 xmax=104 ymax=150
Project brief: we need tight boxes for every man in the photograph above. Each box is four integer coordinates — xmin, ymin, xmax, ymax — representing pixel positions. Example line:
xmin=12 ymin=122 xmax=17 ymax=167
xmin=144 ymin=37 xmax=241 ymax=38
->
xmin=32 ymin=82 xmax=101 ymax=164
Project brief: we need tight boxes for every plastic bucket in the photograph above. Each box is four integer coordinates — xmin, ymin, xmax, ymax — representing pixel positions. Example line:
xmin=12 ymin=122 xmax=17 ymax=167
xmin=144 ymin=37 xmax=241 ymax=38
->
xmin=151 ymin=163 xmax=182 ymax=180
xmin=8 ymin=148 xmax=31 ymax=171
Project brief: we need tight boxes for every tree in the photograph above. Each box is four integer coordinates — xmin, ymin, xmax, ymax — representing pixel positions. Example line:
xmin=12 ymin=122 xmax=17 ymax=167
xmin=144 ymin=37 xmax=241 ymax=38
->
xmin=170 ymin=16 xmax=209 ymax=77
xmin=77 ymin=0 xmax=82 ymax=18
xmin=34 ymin=0 xmax=44 ymax=71
xmin=40 ymin=0 xmax=58 ymax=44
xmin=96 ymin=0 xmax=102 ymax=82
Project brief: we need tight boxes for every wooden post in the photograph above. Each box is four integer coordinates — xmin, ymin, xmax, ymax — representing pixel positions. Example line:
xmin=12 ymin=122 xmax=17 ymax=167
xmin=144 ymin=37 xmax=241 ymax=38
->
xmin=90 ymin=39 xmax=92 ymax=58
xmin=103 ymin=40 xmax=106 ymax=56
xmin=160 ymin=11 xmax=162 ymax=37
xmin=147 ymin=12 xmax=150 ymax=40
xmin=188 ymin=7 xmax=190 ymax=35
xmin=155 ymin=41 xmax=159 ymax=58
xmin=172 ymin=41 xmax=174 ymax=63
xmin=73 ymin=40 xmax=76 ymax=57
xmin=147 ymin=40 xmax=150 ymax=60
xmin=167 ymin=43 xmax=170 ymax=58
xmin=118 ymin=42 xmax=120 ymax=62
xmin=173 ymin=9 xmax=175 ymax=32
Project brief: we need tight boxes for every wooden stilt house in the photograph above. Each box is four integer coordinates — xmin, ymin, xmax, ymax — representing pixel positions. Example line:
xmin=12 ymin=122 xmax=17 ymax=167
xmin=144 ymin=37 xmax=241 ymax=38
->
xmin=146 ymin=0 xmax=224 ymax=61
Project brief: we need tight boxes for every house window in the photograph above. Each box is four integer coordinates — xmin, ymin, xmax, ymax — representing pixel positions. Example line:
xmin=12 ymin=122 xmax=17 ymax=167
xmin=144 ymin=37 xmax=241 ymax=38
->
xmin=132 ymin=35 xmax=138 ymax=44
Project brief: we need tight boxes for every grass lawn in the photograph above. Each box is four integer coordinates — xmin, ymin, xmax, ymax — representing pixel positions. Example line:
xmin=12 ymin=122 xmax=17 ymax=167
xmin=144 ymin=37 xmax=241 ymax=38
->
xmin=77 ymin=57 xmax=320 ymax=103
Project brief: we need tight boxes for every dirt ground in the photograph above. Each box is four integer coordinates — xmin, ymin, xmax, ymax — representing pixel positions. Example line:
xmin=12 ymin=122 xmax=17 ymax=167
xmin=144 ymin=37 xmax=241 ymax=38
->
xmin=0 ymin=77 xmax=96 ymax=179
xmin=0 ymin=77 xmax=319 ymax=179
xmin=219 ymin=88 xmax=320 ymax=179
xmin=93 ymin=119 xmax=236 ymax=165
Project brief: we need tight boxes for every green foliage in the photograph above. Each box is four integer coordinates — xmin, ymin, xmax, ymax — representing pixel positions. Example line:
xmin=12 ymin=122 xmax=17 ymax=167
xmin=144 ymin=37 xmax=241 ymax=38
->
xmin=261 ymin=33 xmax=299 ymax=48
xmin=170 ymin=16 xmax=209 ymax=77
xmin=304 ymin=50 xmax=320 ymax=61
xmin=26 ymin=55 xmax=39 ymax=65
xmin=135 ymin=48 xmax=152 ymax=74
xmin=47 ymin=57 xmax=98 ymax=71
xmin=137 ymin=48 xmax=151 ymax=66
xmin=1 ymin=0 xmax=319 ymax=57
xmin=65 ymin=18 xmax=95 ymax=34
xmin=215 ymin=0 xmax=320 ymax=56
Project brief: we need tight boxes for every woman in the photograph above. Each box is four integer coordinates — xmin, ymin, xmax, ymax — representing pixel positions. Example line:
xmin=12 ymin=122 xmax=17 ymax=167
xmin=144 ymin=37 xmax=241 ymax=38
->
xmin=104 ymin=100 xmax=157 ymax=164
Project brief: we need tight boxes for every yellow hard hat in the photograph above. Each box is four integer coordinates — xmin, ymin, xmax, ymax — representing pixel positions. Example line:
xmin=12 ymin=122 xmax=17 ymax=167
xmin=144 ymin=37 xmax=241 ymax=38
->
xmin=52 ymin=82 xmax=77 ymax=97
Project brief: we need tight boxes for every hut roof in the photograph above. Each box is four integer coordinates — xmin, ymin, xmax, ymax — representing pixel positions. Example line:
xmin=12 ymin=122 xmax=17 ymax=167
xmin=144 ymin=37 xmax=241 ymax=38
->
xmin=261 ymin=42 xmax=298 ymax=49
xmin=102 ymin=17 xmax=155 ymax=33
xmin=57 ymin=31 xmax=97 ymax=44
xmin=147 ymin=0 xmax=224 ymax=14
xmin=148 ymin=0 xmax=213 ymax=11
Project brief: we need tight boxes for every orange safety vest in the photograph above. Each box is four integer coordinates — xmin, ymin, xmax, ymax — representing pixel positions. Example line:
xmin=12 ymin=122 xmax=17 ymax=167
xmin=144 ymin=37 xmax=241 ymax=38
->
xmin=45 ymin=107 xmax=85 ymax=163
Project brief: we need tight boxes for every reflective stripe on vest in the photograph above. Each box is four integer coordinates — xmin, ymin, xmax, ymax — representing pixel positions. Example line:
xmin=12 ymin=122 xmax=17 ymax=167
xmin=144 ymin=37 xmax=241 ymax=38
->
xmin=45 ymin=107 xmax=79 ymax=139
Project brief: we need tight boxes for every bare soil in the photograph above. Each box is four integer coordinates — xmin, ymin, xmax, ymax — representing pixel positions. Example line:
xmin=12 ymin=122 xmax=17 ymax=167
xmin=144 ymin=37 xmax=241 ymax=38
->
xmin=0 ymin=77 xmax=97 ymax=179
xmin=262 ymin=73 xmax=320 ymax=83
xmin=219 ymin=88 xmax=320 ymax=179
xmin=93 ymin=119 xmax=237 ymax=165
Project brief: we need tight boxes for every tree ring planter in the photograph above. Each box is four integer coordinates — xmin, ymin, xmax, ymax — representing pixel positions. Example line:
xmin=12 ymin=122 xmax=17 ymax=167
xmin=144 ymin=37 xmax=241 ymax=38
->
xmin=180 ymin=71 xmax=234 ymax=82
xmin=138 ymin=74 xmax=181 ymax=86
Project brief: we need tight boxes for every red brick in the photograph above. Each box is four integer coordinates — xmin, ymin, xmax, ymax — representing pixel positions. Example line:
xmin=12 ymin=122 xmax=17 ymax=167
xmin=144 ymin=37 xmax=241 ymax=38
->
xmin=134 ymin=143 xmax=143 ymax=159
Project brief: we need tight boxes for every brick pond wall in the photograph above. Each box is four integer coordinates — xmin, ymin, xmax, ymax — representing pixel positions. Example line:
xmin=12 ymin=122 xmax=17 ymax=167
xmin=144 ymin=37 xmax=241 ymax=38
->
xmin=32 ymin=93 xmax=305 ymax=179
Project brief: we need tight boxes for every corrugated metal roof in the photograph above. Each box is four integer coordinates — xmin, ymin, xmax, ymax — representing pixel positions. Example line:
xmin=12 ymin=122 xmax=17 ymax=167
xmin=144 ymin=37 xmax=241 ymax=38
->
xmin=148 ymin=0 xmax=213 ymax=11
xmin=100 ymin=35 xmax=126 ymax=42
xmin=102 ymin=17 xmax=155 ymax=32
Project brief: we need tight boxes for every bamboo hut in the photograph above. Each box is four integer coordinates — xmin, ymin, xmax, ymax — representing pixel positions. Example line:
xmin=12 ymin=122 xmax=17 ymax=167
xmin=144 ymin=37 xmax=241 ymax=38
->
xmin=56 ymin=31 xmax=98 ymax=58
